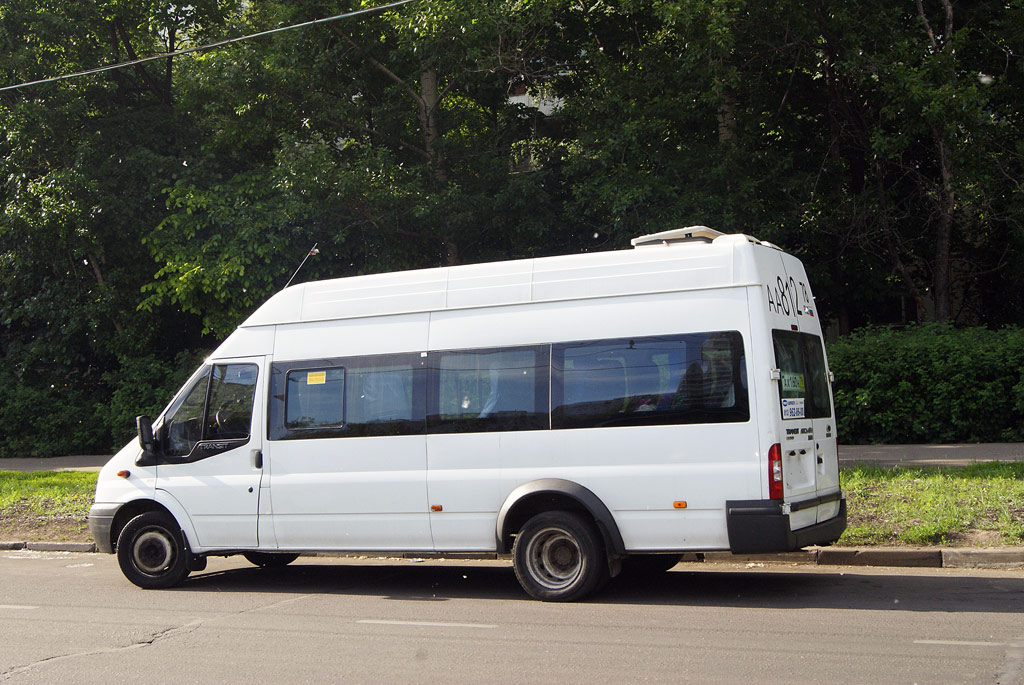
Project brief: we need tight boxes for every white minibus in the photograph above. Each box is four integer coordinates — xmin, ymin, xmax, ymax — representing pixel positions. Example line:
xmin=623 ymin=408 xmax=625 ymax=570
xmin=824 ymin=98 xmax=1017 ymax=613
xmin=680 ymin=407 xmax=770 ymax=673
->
xmin=89 ymin=227 xmax=845 ymax=601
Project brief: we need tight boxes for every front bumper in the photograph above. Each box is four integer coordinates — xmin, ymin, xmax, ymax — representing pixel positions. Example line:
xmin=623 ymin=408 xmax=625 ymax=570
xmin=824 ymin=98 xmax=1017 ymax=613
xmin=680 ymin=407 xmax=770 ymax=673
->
xmin=88 ymin=503 xmax=122 ymax=554
xmin=726 ymin=494 xmax=847 ymax=554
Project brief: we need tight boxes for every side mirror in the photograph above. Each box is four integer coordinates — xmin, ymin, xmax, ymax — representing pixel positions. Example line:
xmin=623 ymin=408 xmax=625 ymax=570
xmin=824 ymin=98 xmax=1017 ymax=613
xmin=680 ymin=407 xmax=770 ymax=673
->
xmin=135 ymin=415 xmax=160 ymax=466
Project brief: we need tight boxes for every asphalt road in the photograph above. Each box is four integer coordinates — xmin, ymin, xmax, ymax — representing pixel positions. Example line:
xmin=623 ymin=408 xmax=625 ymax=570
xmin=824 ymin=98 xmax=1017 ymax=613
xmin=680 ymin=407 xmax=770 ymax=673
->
xmin=2 ymin=551 xmax=1022 ymax=683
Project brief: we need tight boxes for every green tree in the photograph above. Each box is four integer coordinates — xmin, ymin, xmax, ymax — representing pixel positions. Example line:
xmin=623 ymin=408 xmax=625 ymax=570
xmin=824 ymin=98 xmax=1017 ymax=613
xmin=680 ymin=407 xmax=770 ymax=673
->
xmin=0 ymin=0 xmax=228 ymax=454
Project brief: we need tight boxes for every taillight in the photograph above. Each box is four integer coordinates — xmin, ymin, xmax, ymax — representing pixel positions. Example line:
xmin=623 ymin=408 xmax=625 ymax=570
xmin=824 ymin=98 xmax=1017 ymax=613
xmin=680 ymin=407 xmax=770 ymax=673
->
xmin=768 ymin=443 xmax=784 ymax=500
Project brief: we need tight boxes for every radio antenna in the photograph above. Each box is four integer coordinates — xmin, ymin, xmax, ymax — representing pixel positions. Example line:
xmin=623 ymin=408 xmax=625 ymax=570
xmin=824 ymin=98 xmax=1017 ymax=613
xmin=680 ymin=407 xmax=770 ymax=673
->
xmin=283 ymin=243 xmax=320 ymax=289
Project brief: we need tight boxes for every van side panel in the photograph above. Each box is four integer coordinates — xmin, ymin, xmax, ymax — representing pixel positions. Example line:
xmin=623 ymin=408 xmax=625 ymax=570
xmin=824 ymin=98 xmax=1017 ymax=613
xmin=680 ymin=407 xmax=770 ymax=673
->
xmin=272 ymin=312 xmax=430 ymax=361
xmin=426 ymin=289 xmax=760 ymax=553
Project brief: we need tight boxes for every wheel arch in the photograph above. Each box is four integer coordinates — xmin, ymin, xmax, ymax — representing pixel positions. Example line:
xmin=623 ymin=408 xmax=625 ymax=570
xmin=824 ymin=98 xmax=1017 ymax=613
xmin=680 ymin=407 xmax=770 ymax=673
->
xmin=110 ymin=493 xmax=197 ymax=553
xmin=109 ymin=499 xmax=175 ymax=553
xmin=495 ymin=478 xmax=625 ymax=556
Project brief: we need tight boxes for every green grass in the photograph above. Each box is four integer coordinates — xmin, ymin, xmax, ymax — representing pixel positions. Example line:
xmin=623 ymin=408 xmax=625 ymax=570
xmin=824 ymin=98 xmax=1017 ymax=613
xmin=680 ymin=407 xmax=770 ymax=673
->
xmin=1 ymin=464 xmax=1022 ymax=547
xmin=839 ymin=462 xmax=1024 ymax=546
xmin=0 ymin=471 xmax=98 ymax=517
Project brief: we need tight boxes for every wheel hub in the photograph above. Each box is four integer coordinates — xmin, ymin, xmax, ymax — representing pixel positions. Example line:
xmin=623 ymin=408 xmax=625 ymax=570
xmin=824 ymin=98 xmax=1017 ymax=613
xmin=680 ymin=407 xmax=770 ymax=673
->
xmin=528 ymin=527 xmax=582 ymax=589
xmin=133 ymin=530 xmax=173 ymax=574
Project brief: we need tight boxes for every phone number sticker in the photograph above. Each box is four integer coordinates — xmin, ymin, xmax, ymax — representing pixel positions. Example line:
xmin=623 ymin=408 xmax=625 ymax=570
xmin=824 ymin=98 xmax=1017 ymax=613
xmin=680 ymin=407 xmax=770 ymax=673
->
xmin=781 ymin=397 xmax=806 ymax=419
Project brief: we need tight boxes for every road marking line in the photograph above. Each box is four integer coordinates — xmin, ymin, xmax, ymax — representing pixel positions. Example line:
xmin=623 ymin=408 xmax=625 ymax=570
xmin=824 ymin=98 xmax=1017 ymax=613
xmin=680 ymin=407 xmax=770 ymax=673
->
xmin=358 ymin=619 xmax=497 ymax=629
xmin=0 ymin=604 xmax=38 ymax=610
xmin=914 ymin=640 xmax=1006 ymax=648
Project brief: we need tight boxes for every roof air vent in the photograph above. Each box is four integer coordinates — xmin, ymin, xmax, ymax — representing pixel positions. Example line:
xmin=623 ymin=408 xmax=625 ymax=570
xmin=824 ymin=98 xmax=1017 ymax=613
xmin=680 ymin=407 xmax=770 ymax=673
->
xmin=631 ymin=226 xmax=725 ymax=248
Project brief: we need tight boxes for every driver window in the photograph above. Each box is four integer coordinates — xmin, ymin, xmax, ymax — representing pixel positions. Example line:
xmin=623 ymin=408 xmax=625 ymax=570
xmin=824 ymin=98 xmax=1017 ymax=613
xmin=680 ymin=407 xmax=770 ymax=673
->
xmin=163 ymin=363 xmax=258 ymax=457
xmin=205 ymin=364 xmax=258 ymax=441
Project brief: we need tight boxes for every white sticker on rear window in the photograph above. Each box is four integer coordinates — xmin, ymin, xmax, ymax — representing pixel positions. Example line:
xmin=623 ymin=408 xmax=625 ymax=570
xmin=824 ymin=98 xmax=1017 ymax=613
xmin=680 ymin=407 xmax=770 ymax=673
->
xmin=781 ymin=397 xmax=806 ymax=419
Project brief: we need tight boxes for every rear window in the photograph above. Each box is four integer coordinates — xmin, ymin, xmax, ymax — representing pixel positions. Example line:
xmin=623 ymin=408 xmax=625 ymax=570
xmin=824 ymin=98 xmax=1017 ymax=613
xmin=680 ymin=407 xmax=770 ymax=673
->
xmin=772 ymin=331 xmax=832 ymax=419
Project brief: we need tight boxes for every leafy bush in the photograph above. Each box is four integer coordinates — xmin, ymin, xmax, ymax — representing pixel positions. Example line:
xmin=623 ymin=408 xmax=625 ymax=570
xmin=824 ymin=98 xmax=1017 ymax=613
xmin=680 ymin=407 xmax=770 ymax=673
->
xmin=828 ymin=324 xmax=1024 ymax=444
xmin=0 ymin=372 xmax=110 ymax=459
xmin=0 ymin=349 xmax=206 ymax=459
xmin=95 ymin=349 xmax=209 ymax=449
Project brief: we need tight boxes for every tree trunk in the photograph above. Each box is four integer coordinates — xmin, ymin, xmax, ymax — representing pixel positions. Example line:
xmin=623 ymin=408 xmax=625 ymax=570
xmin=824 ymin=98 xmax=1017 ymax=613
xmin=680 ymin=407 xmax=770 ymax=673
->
xmin=931 ymin=130 xmax=955 ymax=321
xmin=86 ymin=254 xmax=125 ymax=333
xmin=717 ymin=91 xmax=737 ymax=143
xmin=419 ymin=67 xmax=447 ymax=183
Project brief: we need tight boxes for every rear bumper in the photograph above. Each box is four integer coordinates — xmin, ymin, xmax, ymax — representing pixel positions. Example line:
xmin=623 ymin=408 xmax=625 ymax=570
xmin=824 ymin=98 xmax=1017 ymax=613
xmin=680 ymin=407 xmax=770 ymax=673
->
xmin=726 ymin=494 xmax=846 ymax=554
xmin=88 ymin=503 xmax=121 ymax=554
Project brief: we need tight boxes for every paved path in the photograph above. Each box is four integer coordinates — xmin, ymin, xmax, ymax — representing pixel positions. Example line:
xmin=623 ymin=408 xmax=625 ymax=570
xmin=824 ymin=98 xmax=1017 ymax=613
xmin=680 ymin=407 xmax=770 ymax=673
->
xmin=2 ymin=444 xmax=1023 ymax=472
xmin=0 ymin=455 xmax=111 ymax=472
xmin=839 ymin=443 xmax=1024 ymax=467
xmin=2 ymin=444 xmax=1024 ymax=471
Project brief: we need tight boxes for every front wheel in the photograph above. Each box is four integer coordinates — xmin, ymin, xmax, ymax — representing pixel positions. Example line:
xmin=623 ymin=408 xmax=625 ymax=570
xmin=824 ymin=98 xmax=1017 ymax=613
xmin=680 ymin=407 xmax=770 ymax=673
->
xmin=116 ymin=511 xmax=191 ymax=589
xmin=512 ymin=511 xmax=608 ymax=602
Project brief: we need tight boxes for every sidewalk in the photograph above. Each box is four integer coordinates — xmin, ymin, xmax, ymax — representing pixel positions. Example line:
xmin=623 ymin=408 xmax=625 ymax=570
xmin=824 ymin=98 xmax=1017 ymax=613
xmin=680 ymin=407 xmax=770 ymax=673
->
xmin=1 ymin=455 xmax=110 ymax=472
xmin=839 ymin=443 xmax=1024 ymax=467
xmin=3 ymin=444 xmax=1022 ymax=472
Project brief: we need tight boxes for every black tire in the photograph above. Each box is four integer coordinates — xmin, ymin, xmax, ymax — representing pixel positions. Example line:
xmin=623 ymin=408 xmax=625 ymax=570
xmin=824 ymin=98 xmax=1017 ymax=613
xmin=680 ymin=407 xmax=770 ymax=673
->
xmin=242 ymin=552 xmax=300 ymax=568
xmin=116 ymin=511 xmax=191 ymax=589
xmin=621 ymin=553 xmax=683 ymax=576
xmin=512 ymin=511 xmax=609 ymax=602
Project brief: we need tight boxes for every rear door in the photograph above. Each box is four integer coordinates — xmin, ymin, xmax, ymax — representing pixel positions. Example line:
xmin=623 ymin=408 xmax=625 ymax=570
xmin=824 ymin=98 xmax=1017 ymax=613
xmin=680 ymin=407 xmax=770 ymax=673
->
xmin=801 ymin=335 xmax=840 ymax=502
xmin=771 ymin=330 xmax=820 ymax=507
xmin=771 ymin=330 xmax=840 ymax=523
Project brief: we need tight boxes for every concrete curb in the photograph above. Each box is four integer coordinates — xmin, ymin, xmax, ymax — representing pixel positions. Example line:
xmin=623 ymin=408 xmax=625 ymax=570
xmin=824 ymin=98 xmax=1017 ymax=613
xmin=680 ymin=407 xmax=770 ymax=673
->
xmin=3 ymin=542 xmax=1021 ymax=568
xmin=704 ymin=547 xmax=1024 ymax=569
xmin=0 ymin=541 xmax=98 ymax=552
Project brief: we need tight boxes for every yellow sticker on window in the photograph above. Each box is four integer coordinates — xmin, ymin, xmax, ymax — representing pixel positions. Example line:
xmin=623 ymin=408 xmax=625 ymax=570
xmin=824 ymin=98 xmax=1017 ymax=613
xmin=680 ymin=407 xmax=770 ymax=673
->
xmin=307 ymin=371 xmax=327 ymax=385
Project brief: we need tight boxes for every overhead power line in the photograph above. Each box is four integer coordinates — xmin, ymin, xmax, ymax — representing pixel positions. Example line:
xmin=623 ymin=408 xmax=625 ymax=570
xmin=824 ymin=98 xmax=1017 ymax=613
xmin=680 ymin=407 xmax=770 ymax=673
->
xmin=0 ymin=0 xmax=417 ymax=94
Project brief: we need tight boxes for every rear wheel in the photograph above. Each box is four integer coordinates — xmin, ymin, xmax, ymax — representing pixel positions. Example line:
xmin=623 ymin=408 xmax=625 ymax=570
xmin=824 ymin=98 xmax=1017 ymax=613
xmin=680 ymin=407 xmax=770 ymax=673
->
xmin=242 ymin=552 xmax=300 ymax=568
xmin=512 ymin=511 xmax=608 ymax=602
xmin=116 ymin=511 xmax=190 ymax=589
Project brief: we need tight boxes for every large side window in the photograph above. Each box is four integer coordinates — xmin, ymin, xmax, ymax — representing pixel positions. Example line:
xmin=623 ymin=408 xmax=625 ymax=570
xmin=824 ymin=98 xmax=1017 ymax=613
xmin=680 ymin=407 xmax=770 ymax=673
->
xmin=344 ymin=359 xmax=419 ymax=437
xmin=429 ymin=345 xmax=549 ymax=433
xmin=163 ymin=363 xmax=258 ymax=457
xmin=772 ymin=330 xmax=832 ymax=419
xmin=552 ymin=332 xmax=749 ymax=429
xmin=269 ymin=354 xmax=425 ymax=440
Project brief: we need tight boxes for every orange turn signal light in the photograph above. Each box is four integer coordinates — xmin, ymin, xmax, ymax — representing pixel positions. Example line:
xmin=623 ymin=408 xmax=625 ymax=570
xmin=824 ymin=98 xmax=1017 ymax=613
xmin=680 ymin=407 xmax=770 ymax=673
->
xmin=430 ymin=505 xmax=443 ymax=512
xmin=673 ymin=501 xmax=687 ymax=509
xmin=116 ymin=470 xmax=130 ymax=478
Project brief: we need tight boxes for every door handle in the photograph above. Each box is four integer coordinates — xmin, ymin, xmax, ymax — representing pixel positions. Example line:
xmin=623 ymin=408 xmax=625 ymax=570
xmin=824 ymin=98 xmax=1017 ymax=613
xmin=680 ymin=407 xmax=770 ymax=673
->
xmin=252 ymin=449 xmax=263 ymax=469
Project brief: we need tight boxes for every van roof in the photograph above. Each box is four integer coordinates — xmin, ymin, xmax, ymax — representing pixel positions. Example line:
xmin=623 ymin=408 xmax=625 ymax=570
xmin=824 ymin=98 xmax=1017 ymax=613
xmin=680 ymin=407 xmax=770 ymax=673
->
xmin=241 ymin=230 xmax=779 ymax=328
